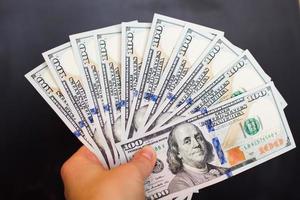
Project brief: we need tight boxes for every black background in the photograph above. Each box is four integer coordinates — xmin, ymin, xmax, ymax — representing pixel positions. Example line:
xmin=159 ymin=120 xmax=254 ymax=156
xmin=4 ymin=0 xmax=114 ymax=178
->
xmin=1 ymin=0 xmax=300 ymax=199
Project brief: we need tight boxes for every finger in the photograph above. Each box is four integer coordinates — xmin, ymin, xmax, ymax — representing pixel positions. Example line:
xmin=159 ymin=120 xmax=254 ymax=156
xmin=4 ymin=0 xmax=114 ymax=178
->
xmin=119 ymin=146 xmax=157 ymax=181
xmin=76 ymin=146 xmax=103 ymax=165
xmin=61 ymin=146 xmax=106 ymax=183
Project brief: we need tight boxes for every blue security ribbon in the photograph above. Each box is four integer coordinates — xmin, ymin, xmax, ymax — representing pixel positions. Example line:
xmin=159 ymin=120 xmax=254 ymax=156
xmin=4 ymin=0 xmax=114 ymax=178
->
xmin=144 ymin=92 xmax=151 ymax=100
xmin=116 ymin=100 xmax=126 ymax=110
xmin=133 ymin=89 xmax=138 ymax=97
xmin=78 ymin=120 xmax=85 ymax=128
xmin=103 ymin=104 xmax=110 ymax=112
xmin=90 ymin=107 xmax=98 ymax=115
xmin=212 ymin=137 xmax=227 ymax=165
xmin=144 ymin=92 xmax=158 ymax=102
xmin=166 ymin=92 xmax=175 ymax=101
xmin=191 ymin=106 xmax=200 ymax=113
xmin=185 ymin=97 xmax=193 ymax=105
xmin=192 ymin=107 xmax=208 ymax=114
xmin=150 ymin=94 xmax=158 ymax=102
xmin=73 ymin=130 xmax=81 ymax=137
xmin=88 ymin=116 xmax=94 ymax=123
xmin=225 ymin=169 xmax=233 ymax=177
xmin=200 ymin=107 xmax=208 ymax=114
xmin=205 ymin=119 xmax=215 ymax=132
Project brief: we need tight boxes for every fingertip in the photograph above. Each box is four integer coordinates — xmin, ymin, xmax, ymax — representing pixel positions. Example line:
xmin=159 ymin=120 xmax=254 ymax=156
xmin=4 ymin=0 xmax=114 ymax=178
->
xmin=128 ymin=146 xmax=157 ymax=180
xmin=61 ymin=146 xmax=105 ymax=179
xmin=77 ymin=146 xmax=101 ymax=165
xmin=136 ymin=146 xmax=157 ymax=163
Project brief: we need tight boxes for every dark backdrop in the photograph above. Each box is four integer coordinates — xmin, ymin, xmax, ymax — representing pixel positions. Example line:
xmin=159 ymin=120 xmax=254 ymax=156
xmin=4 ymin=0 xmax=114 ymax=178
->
xmin=1 ymin=0 xmax=300 ymax=199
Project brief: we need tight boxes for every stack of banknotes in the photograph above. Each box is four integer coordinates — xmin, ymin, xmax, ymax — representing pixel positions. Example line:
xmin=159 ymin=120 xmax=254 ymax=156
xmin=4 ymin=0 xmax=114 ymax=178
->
xmin=25 ymin=14 xmax=295 ymax=200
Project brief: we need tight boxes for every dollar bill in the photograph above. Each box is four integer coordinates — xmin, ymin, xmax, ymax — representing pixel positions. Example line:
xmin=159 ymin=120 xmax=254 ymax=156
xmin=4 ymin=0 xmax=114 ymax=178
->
xmin=25 ymin=63 xmax=109 ymax=168
xmin=117 ymin=82 xmax=295 ymax=200
xmin=138 ymin=23 xmax=223 ymax=131
xmin=140 ymin=36 xmax=243 ymax=134
xmin=70 ymin=25 xmax=121 ymax=166
xmin=151 ymin=50 xmax=271 ymax=128
xmin=125 ymin=13 xmax=224 ymax=139
xmin=152 ymin=50 xmax=288 ymax=129
xmin=42 ymin=42 xmax=115 ymax=167
xmin=93 ymin=24 xmax=127 ymax=145
xmin=121 ymin=22 xmax=151 ymax=140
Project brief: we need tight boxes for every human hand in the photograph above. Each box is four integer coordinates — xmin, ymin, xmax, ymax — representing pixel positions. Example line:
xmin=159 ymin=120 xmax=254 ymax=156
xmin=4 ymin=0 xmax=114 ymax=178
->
xmin=61 ymin=146 xmax=157 ymax=200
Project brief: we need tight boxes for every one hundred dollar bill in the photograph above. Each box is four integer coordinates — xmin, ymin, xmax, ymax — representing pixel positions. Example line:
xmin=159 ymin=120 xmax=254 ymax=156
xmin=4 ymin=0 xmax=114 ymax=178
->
xmin=93 ymin=24 xmax=125 ymax=144
xmin=117 ymin=82 xmax=295 ymax=200
xmin=140 ymin=36 xmax=243 ymax=133
xmin=152 ymin=50 xmax=288 ymax=129
xmin=42 ymin=42 xmax=115 ymax=167
xmin=121 ymin=22 xmax=151 ymax=140
xmin=25 ymin=63 xmax=109 ymax=168
xmin=125 ymin=13 xmax=224 ymax=139
xmin=152 ymin=50 xmax=271 ymax=128
xmin=139 ymin=23 xmax=223 ymax=131
xmin=70 ymin=25 xmax=121 ymax=166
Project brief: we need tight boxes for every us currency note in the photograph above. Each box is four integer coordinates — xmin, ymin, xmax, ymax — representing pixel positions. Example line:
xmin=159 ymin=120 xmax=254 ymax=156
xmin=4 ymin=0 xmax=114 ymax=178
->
xmin=125 ymin=14 xmax=223 ymax=139
xmin=42 ymin=42 xmax=115 ymax=167
xmin=151 ymin=50 xmax=272 ymax=128
xmin=121 ymin=22 xmax=151 ymax=139
xmin=25 ymin=63 xmax=108 ymax=168
xmin=138 ymin=23 xmax=223 ymax=131
xmin=94 ymin=25 xmax=125 ymax=144
xmin=151 ymin=50 xmax=288 ymax=129
xmin=117 ymin=82 xmax=295 ymax=200
xmin=70 ymin=25 xmax=121 ymax=166
xmin=139 ymin=36 xmax=243 ymax=134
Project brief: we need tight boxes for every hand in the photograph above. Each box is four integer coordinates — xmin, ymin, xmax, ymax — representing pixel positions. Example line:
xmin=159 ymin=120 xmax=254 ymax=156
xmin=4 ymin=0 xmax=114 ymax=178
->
xmin=61 ymin=146 xmax=157 ymax=200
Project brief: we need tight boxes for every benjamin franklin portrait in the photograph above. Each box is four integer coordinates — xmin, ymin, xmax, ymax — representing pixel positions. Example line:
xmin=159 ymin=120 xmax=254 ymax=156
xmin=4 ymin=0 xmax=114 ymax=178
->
xmin=167 ymin=122 xmax=227 ymax=193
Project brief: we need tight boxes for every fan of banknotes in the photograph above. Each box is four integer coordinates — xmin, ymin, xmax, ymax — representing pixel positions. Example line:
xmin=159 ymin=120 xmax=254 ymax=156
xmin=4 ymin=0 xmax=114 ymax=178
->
xmin=25 ymin=14 xmax=295 ymax=200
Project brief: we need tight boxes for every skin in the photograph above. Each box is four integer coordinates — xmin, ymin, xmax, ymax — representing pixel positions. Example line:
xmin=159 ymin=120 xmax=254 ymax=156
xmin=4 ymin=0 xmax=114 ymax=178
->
xmin=61 ymin=145 xmax=157 ymax=200
xmin=174 ymin=123 xmax=208 ymax=169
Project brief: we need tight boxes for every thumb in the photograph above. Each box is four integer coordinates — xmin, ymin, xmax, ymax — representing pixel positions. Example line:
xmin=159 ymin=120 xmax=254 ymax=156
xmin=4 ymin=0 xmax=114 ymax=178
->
xmin=118 ymin=146 xmax=157 ymax=181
